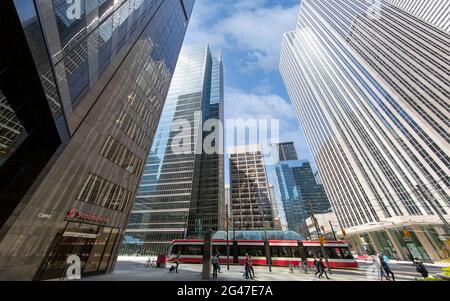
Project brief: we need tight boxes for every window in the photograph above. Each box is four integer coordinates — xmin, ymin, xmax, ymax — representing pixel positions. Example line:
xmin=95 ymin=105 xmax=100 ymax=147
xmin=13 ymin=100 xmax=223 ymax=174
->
xmin=100 ymin=136 xmax=143 ymax=175
xmin=77 ymin=173 xmax=131 ymax=212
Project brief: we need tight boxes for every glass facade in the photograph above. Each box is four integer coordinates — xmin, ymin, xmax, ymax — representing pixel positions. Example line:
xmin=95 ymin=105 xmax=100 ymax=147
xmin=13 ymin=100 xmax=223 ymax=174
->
xmin=280 ymin=0 xmax=450 ymax=235
xmin=0 ymin=0 xmax=193 ymax=280
xmin=271 ymin=143 xmax=332 ymax=236
xmin=120 ymin=44 xmax=225 ymax=256
xmin=0 ymin=89 xmax=28 ymax=166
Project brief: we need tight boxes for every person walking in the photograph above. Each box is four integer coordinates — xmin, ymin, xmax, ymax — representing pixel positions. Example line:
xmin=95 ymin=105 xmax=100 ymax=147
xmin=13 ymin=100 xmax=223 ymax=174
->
xmin=174 ymin=256 xmax=180 ymax=273
xmin=318 ymin=257 xmax=330 ymax=279
xmin=216 ymin=253 xmax=222 ymax=273
xmin=381 ymin=254 xmax=395 ymax=281
xmin=212 ymin=254 xmax=220 ymax=279
xmin=313 ymin=256 xmax=320 ymax=278
xmin=413 ymin=258 xmax=429 ymax=279
xmin=392 ymin=251 xmax=400 ymax=261
xmin=374 ymin=253 xmax=385 ymax=281
xmin=243 ymin=253 xmax=253 ymax=280
xmin=248 ymin=255 xmax=255 ymax=278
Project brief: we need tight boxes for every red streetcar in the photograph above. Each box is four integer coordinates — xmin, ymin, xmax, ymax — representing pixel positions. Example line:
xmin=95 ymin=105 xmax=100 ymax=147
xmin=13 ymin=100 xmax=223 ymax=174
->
xmin=168 ymin=237 xmax=358 ymax=269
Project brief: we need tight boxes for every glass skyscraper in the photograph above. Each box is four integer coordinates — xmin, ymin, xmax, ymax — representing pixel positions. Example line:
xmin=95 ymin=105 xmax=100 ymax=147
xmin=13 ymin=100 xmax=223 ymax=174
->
xmin=280 ymin=0 xmax=449 ymax=260
xmin=121 ymin=44 xmax=225 ymax=256
xmin=271 ymin=143 xmax=331 ymax=236
xmin=0 ymin=0 xmax=193 ymax=280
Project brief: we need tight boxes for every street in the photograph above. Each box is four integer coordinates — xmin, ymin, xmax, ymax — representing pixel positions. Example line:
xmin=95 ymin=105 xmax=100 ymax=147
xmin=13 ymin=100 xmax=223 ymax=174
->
xmin=81 ymin=257 xmax=447 ymax=281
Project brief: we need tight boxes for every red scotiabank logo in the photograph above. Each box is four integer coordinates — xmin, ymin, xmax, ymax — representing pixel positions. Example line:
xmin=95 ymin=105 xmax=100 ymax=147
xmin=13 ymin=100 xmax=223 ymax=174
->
xmin=66 ymin=208 xmax=108 ymax=224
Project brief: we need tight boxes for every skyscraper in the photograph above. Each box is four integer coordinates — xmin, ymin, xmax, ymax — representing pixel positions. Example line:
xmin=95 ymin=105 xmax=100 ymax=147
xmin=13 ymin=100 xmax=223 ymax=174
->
xmin=120 ymin=44 xmax=225 ymax=256
xmin=280 ymin=0 xmax=449 ymax=261
xmin=271 ymin=143 xmax=331 ymax=236
xmin=0 ymin=0 xmax=193 ymax=280
xmin=229 ymin=145 xmax=275 ymax=230
xmin=387 ymin=0 xmax=450 ymax=32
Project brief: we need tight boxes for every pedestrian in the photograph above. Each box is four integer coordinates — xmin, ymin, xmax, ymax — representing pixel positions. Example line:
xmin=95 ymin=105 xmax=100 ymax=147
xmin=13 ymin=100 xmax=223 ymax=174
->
xmin=374 ymin=253 xmax=385 ymax=281
xmin=216 ymin=253 xmax=222 ymax=273
xmin=381 ymin=254 xmax=395 ymax=281
xmin=174 ymin=256 xmax=179 ymax=273
xmin=392 ymin=251 xmax=400 ymax=261
xmin=318 ymin=257 xmax=330 ymax=279
xmin=248 ymin=255 xmax=255 ymax=278
xmin=413 ymin=258 xmax=429 ymax=279
xmin=212 ymin=254 xmax=220 ymax=279
xmin=243 ymin=253 xmax=253 ymax=279
xmin=313 ymin=256 xmax=320 ymax=278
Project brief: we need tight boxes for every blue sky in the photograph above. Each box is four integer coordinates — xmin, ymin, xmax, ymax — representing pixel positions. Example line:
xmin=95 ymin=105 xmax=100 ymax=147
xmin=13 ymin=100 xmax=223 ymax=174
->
xmin=183 ymin=0 xmax=316 ymax=172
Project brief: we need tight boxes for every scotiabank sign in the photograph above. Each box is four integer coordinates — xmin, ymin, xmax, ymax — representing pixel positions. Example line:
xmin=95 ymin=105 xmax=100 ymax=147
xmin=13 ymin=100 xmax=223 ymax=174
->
xmin=66 ymin=208 xmax=108 ymax=224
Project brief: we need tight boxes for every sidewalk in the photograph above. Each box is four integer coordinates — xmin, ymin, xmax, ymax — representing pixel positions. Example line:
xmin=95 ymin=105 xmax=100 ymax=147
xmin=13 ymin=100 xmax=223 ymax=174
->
xmin=82 ymin=257 xmax=409 ymax=281
xmin=357 ymin=259 xmax=450 ymax=268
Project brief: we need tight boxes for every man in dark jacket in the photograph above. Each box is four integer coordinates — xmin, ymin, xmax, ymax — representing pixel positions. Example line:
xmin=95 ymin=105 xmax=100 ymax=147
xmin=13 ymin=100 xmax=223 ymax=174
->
xmin=413 ymin=258 xmax=429 ymax=278
xmin=318 ymin=257 xmax=330 ymax=279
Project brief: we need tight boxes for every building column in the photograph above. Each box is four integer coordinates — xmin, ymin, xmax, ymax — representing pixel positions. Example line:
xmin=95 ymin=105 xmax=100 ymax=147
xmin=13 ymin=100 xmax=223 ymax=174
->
xmin=349 ymin=234 xmax=365 ymax=254
xmin=411 ymin=225 xmax=440 ymax=261
xmin=367 ymin=232 xmax=381 ymax=254
xmin=385 ymin=230 xmax=407 ymax=260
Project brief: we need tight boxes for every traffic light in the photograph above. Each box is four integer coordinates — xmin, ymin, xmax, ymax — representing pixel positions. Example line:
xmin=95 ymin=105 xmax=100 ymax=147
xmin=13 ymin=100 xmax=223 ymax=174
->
xmin=403 ymin=230 xmax=411 ymax=238
xmin=319 ymin=235 xmax=325 ymax=245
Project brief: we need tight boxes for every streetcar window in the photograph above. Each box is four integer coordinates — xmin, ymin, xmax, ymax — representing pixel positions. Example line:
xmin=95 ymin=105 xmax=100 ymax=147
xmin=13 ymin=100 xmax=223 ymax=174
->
xmin=326 ymin=247 xmax=342 ymax=259
xmin=238 ymin=246 xmax=264 ymax=257
xmin=170 ymin=245 xmax=179 ymax=255
xmin=170 ymin=245 xmax=203 ymax=255
xmin=270 ymin=246 xmax=295 ymax=257
xmin=213 ymin=246 xmax=226 ymax=256
xmin=340 ymin=247 xmax=354 ymax=259
xmin=304 ymin=246 xmax=323 ymax=258
xmin=186 ymin=245 xmax=203 ymax=256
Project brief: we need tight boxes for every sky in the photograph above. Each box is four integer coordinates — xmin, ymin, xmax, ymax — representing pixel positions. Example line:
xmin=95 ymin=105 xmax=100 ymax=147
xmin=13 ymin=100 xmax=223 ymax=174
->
xmin=183 ymin=0 xmax=317 ymax=175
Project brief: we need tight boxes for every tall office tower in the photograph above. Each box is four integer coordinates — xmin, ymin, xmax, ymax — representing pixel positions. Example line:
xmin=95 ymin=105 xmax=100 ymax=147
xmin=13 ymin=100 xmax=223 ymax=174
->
xmin=280 ymin=0 xmax=450 ymax=261
xmin=277 ymin=142 xmax=299 ymax=161
xmin=387 ymin=0 xmax=450 ymax=32
xmin=229 ymin=145 xmax=275 ymax=230
xmin=271 ymin=143 xmax=331 ymax=236
xmin=0 ymin=0 xmax=194 ymax=280
xmin=268 ymin=185 xmax=284 ymax=231
xmin=121 ymin=44 xmax=225 ymax=256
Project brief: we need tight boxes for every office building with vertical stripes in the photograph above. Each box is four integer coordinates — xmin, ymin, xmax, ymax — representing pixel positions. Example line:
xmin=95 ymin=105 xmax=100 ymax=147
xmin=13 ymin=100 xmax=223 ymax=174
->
xmin=280 ymin=0 xmax=449 ymax=261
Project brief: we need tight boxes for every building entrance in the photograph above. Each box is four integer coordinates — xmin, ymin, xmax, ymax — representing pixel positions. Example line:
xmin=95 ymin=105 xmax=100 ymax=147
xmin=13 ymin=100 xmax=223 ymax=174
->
xmin=36 ymin=222 xmax=119 ymax=280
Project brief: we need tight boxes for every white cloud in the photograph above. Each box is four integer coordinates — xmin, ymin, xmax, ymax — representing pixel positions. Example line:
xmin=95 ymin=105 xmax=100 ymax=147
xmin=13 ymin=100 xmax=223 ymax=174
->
xmin=185 ymin=0 xmax=299 ymax=73
xmin=225 ymin=87 xmax=297 ymax=121
xmin=224 ymin=87 xmax=304 ymax=153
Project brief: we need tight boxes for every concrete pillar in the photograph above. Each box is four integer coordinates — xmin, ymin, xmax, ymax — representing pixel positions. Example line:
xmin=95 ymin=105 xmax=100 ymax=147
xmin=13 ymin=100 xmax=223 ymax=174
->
xmin=201 ymin=230 xmax=212 ymax=279
xmin=349 ymin=234 xmax=365 ymax=254
xmin=411 ymin=225 xmax=440 ymax=261
xmin=367 ymin=232 xmax=381 ymax=254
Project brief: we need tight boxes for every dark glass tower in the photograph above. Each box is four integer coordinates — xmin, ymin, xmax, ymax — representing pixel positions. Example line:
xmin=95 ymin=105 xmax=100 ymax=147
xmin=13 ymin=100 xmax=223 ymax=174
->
xmin=271 ymin=143 xmax=331 ymax=236
xmin=0 ymin=0 xmax=193 ymax=280
xmin=121 ymin=44 xmax=225 ymax=256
